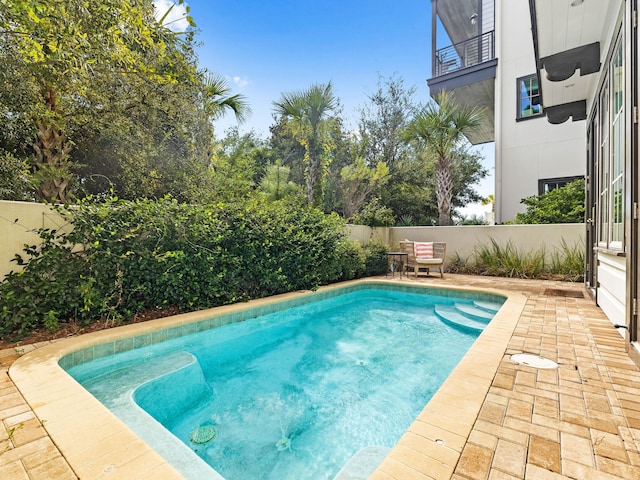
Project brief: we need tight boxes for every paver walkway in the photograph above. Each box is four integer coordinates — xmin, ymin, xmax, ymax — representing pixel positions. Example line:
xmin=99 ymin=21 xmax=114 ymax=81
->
xmin=2 ymin=274 xmax=640 ymax=480
xmin=1 ymin=342 xmax=76 ymax=479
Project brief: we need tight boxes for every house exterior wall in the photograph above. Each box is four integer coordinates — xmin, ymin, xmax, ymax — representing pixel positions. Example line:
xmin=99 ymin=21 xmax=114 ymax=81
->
xmin=580 ymin=1 xmax=629 ymax=341
xmin=494 ymin=0 xmax=586 ymax=223
xmin=596 ymin=253 xmax=626 ymax=332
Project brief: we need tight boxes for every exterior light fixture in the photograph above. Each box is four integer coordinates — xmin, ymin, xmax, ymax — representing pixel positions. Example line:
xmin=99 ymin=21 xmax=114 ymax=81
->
xmin=470 ymin=13 xmax=478 ymax=25
xmin=570 ymin=0 xmax=584 ymax=6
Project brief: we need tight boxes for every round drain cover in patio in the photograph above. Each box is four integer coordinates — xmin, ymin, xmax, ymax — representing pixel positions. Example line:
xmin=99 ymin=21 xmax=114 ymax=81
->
xmin=511 ymin=353 xmax=558 ymax=369
xmin=190 ymin=424 xmax=217 ymax=444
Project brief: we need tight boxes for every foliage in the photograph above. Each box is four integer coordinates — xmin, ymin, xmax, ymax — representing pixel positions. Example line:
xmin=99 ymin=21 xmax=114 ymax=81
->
xmin=357 ymin=74 xmax=417 ymax=173
xmin=0 ymin=196 xmax=358 ymax=338
xmin=351 ymin=197 xmax=395 ymax=227
xmin=446 ymin=238 xmax=545 ymax=278
xmin=514 ymin=179 xmax=585 ymax=224
xmin=403 ymin=91 xmax=484 ymax=226
xmin=456 ymin=214 xmax=488 ymax=226
xmin=202 ymin=128 xmax=271 ymax=203
xmin=273 ymin=82 xmax=338 ymax=206
xmin=334 ymin=241 xmax=366 ymax=280
xmin=259 ymin=161 xmax=299 ymax=201
xmin=550 ymin=238 xmax=585 ymax=281
xmin=0 ymin=151 xmax=31 ymax=200
xmin=0 ymin=0 xmax=248 ymax=203
xmin=447 ymin=237 xmax=584 ymax=281
xmin=380 ymin=145 xmax=487 ymax=226
xmin=362 ymin=242 xmax=389 ymax=276
xmin=340 ymin=158 xmax=390 ymax=219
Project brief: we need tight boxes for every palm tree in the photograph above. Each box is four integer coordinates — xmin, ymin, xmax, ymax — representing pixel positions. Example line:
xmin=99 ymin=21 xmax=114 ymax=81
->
xmin=404 ymin=91 xmax=483 ymax=226
xmin=273 ymin=82 xmax=337 ymax=206
xmin=259 ymin=161 xmax=298 ymax=201
xmin=202 ymin=73 xmax=251 ymax=123
xmin=481 ymin=194 xmax=495 ymax=212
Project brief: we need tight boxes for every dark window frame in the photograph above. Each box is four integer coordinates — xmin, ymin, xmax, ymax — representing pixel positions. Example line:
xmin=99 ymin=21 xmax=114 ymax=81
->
xmin=516 ymin=74 xmax=544 ymax=121
xmin=537 ymin=176 xmax=584 ymax=196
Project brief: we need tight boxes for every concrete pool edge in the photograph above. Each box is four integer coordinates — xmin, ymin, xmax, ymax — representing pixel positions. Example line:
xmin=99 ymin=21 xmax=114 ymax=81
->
xmin=9 ymin=278 xmax=525 ymax=480
xmin=370 ymin=282 xmax=527 ymax=479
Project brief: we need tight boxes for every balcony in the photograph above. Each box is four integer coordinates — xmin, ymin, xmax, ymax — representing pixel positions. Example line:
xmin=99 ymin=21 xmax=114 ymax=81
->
xmin=428 ymin=0 xmax=497 ymax=145
xmin=434 ymin=31 xmax=495 ymax=77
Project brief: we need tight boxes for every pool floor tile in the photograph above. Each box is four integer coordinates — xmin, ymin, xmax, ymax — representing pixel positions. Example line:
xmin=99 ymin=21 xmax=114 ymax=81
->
xmin=3 ymin=275 xmax=640 ymax=480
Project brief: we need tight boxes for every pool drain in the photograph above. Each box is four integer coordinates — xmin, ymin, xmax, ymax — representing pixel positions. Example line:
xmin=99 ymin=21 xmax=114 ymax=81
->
xmin=511 ymin=353 xmax=558 ymax=369
xmin=276 ymin=436 xmax=292 ymax=451
xmin=190 ymin=424 xmax=217 ymax=444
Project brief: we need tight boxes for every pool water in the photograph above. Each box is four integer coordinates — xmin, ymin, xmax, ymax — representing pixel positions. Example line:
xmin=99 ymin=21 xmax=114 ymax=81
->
xmin=67 ymin=286 xmax=503 ymax=480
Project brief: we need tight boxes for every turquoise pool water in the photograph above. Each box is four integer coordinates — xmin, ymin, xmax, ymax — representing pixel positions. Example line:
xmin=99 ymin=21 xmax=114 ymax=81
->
xmin=66 ymin=284 xmax=504 ymax=480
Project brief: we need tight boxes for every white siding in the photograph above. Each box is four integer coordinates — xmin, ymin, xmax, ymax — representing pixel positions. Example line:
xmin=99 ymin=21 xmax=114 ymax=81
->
xmin=495 ymin=0 xmax=586 ymax=223
xmin=596 ymin=252 xmax=626 ymax=333
xmin=481 ymin=0 xmax=495 ymax=33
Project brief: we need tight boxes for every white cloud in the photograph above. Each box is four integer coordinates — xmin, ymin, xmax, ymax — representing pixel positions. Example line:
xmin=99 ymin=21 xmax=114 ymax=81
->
xmin=233 ymin=76 xmax=249 ymax=88
xmin=152 ymin=0 xmax=190 ymax=33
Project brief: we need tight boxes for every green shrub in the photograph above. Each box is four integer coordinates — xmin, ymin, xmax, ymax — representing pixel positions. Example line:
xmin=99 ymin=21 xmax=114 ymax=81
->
xmin=474 ymin=238 xmax=546 ymax=278
xmin=449 ymin=237 xmax=584 ymax=281
xmin=0 ymin=196 xmax=351 ymax=338
xmin=363 ymin=241 xmax=389 ymax=276
xmin=550 ymin=238 xmax=585 ymax=281
xmin=335 ymin=241 xmax=366 ymax=280
xmin=514 ymin=179 xmax=585 ymax=224
xmin=351 ymin=197 xmax=394 ymax=227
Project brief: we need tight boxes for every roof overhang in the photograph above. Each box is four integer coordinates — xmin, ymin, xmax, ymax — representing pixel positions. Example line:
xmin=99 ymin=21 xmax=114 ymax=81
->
xmin=434 ymin=0 xmax=480 ymax=47
xmin=529 ymin=0 xmax=613 ymax=124
xmin=427 ymin=59 xmax=497 ymax=144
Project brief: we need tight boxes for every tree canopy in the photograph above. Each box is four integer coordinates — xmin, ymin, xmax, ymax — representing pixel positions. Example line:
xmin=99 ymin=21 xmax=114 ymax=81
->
xmin=403 ymin=91 xmax=484 ymax=226
xmin=0 ymin=8 xmax=489 ymax=232
xmin=0 ymin=0 xmax=248 ymax=202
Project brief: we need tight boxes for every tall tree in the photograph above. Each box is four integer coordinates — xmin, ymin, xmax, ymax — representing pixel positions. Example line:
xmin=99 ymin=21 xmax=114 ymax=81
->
xmin=340 ymin=158 xmax=390 ymax=219
xmin=0 ymin=0 xmax=249 ymax=203
xmin=404 ymin=91 xmax=483 ymax=226
xmin=357 ymin=74 xmax=417 ymax=173
xmin=273 ymin=82 xmax=338 ymax=207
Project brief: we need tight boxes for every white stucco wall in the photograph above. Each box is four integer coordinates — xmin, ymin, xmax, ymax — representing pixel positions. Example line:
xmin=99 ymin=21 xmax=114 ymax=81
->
xmin=0 ymin=200 xmax=70 ymax=280
xmin=494 ymin=0 xmax=586 ymax=223
xmin=388 ymin=224 xmax=584 ymax=264
xmin=346 ymin=224 xmax=585 ymax=266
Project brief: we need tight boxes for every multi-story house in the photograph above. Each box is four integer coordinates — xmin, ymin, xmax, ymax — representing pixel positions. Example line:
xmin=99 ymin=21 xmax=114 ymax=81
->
xmin=527 ymin=0 xmax=639 ymax=365
xmin=430 ymin=0 xmax=640 ymax=366
xmin=427 ymin=0 xmax=585 ymax=223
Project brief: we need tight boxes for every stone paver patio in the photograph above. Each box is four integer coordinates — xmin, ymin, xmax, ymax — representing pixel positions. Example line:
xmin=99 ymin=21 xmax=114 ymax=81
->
xmin=2 ymin=274 xmax=640 ymax=480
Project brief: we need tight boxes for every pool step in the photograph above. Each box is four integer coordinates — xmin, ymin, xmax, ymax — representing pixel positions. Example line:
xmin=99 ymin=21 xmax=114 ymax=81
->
xmin=435 ymin=305 xmax=488 ymax=333
xmin=473 ymin=300 xmax=503 ymax=313
xmin=454 ymin=303 xmax=494 ymax=322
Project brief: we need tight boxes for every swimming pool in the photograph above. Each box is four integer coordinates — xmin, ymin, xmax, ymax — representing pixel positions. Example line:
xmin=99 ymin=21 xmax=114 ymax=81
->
xmin=64 ymin=283 xmax=505 ymax=479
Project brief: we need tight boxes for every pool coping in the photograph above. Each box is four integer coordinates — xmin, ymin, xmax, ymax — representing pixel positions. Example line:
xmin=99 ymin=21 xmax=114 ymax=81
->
xmin=9 ymin=278 xmax=526 ymax=480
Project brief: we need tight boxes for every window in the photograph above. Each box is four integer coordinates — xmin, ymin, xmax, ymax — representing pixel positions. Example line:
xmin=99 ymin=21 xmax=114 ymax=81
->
xmin=538 ymin=176 xmax=584 ymax=196
xmin=591 ymin=32 xmax=625 ymax=251
xmin=517 ymin=74 xmax=543 ymax=120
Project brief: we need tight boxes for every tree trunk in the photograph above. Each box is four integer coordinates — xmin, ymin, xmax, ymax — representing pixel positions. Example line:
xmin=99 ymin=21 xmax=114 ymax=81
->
xmin=305 ymin=137 xmax=323 ymax=207
xmin=435 ymin=155 xmax=453 ymax=226
xmin=33 ymin=121 xmax=72 ymax=202
xmin=32 ymin=88 xmax=73 ymax=203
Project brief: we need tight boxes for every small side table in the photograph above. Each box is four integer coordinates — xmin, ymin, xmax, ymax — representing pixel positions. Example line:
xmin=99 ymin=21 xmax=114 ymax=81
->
xmin=386 ymin=252 xmax=408 ymax=278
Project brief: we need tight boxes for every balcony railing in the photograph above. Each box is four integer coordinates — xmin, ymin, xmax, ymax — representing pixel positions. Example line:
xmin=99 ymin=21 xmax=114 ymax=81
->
xmin=434 ymin=30 xmax=495 ymax=77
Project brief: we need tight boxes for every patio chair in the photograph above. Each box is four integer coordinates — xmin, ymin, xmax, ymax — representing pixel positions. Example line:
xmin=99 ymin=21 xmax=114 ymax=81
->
xmin=399 ymin=240 xmax=446 ymax=278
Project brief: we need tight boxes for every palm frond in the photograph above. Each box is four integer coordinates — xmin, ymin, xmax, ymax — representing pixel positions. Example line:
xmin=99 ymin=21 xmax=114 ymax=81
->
xmin=202 ymin=72 xmax=251 ymax=123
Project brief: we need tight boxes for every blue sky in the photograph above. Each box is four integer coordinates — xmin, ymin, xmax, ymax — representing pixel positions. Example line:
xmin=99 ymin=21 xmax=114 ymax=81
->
xmin=184 ymin=0 xmax=432 ymax=135
xmin=154 ymin=0 xmax=494 ymax=217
